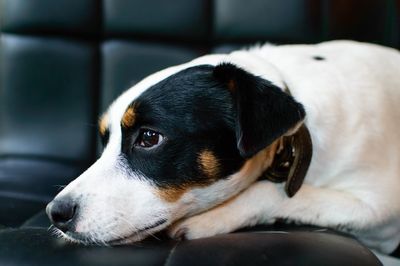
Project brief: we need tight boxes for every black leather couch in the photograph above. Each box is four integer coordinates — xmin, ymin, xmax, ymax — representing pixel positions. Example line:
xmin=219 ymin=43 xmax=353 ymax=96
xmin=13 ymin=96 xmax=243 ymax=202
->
xmin=1 ymin=0 xmax=399 ymax=265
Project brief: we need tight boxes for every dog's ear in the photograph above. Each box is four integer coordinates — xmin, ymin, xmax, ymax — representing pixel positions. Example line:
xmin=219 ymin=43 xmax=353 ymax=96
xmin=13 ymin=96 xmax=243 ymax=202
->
xmin=213 ymin=63 xmax=306 ymax=158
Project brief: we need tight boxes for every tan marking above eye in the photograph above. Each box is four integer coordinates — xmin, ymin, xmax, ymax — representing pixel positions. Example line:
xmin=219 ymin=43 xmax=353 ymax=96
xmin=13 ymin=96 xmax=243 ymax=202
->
xmin=121 ymin=103 xmax=138 ymax=128
xmin=99 ymin=113 xmax=109 ymax=136
xmin=198 ymin=149 xmax=220 ymax=179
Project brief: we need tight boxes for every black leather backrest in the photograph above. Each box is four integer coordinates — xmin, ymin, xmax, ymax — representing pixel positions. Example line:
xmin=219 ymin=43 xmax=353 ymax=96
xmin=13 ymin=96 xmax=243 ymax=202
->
xmin=0 ymin=0 xmax=399 ymax=226
xmin=0 ymin=0 xmax=102 ymax=225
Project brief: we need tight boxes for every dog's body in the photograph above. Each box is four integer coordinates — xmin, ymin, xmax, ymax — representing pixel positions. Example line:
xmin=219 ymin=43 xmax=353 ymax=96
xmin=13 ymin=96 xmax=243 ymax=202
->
xmin=47 ymin=40 xmax=400 ymax=253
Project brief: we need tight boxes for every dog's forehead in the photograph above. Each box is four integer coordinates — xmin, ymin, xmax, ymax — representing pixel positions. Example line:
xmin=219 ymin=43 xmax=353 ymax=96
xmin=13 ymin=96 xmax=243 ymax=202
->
xmin=108 ymin=65 xmax=187 ymax=129
xmin=104 ymin=64 xmax=227 ymax=136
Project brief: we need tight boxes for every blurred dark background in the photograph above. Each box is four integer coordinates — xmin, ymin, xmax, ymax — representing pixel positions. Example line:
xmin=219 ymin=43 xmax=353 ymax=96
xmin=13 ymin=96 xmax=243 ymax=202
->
xmin=0 ymin=0 xmax=399 ymax=228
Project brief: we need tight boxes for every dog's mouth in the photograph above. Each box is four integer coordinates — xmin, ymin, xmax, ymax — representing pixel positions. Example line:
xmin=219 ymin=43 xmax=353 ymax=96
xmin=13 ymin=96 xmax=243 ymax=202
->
xmin=107 ymin=218 xmax=168 ymax=245
xmin=56 ymin=218 xmax=168 ymax=246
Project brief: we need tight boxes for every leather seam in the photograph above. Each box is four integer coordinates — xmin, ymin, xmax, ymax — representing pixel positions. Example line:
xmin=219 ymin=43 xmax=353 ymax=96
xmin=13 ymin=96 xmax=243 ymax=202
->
xmin=163 ymin=241 xmax=180 ymax=266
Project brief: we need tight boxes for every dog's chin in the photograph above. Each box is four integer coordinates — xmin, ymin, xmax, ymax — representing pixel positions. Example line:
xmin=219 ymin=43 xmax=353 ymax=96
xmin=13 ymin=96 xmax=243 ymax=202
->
xmin=52 ymin=219 xmax=169 ymax=246
xmin=106 ymin=231 xmax=148 ymax=246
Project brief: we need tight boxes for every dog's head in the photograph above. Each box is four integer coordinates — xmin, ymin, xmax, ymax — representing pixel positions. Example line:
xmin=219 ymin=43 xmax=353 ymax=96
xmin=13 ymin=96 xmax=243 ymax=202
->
xmin=46 ymin=60 xmax=305 ymax=245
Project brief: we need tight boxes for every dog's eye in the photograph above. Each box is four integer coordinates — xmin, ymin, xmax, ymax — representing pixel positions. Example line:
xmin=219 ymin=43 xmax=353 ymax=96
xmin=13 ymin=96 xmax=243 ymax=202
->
xmin=135 ymin=129 xmax=164 ymax=148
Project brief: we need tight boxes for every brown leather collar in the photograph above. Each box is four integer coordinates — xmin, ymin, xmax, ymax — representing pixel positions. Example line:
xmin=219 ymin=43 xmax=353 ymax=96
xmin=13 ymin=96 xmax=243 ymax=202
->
xmin=258 ymin=86 xmax=313 ymax=197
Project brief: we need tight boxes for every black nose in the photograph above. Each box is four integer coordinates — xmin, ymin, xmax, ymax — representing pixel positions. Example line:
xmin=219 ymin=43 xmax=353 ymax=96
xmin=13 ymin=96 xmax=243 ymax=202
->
xmin=46 ymin=198 xmax=77 ymax=232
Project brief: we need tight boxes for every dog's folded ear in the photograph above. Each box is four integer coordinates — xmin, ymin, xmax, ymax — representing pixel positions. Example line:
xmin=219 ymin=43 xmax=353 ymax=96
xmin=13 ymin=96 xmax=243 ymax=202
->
xmin=213 ymin=63 xmax=306 ymax=158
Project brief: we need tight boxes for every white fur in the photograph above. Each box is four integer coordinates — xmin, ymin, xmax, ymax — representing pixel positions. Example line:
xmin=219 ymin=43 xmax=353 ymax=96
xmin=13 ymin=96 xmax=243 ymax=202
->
xmin=53 ymin=40 xmax=400 ymax=254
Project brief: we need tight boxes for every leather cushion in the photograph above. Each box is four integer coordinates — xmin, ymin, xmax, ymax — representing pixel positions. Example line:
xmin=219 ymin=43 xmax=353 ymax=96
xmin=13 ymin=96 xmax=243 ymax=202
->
xmin=0 ymin=226 xmax=381 ymax=266
xmin=214 ymin=0 xmax=320 ymax=43
xmin=1 ymin=0 xmax=100 ymax=36
xmin=0 ymin=34 xmax=97 ymax=162
xmin=21 ymin=210 xmax=51 ymax=229
xmin=103 ymin=0 xmax=209 ymax=40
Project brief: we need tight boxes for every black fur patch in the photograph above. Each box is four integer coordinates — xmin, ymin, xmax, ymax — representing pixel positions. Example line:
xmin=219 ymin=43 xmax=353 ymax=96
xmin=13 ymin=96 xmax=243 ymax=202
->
xmin=118 ymin=63 xmax=306 ymax=188
xmin=312 ymin=55 xmax=325 ymax=61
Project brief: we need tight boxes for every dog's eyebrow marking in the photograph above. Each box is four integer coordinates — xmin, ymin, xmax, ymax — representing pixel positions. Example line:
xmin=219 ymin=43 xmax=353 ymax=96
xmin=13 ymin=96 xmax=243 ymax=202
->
xmin=121 ymin=103 xmax=138 ymax=128
xmin=198 ymin=149 xmax=220 ymax=179
xmin=99 ymin=114 xmax=109 ymax=136
xmin=312 ymin=55 xmax=325 ymax=61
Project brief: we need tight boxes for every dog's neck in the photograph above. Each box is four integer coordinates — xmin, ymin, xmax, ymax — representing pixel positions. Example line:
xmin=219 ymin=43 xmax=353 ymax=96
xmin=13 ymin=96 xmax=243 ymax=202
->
xmin=259 ymin=124 xmax=313 ymax=197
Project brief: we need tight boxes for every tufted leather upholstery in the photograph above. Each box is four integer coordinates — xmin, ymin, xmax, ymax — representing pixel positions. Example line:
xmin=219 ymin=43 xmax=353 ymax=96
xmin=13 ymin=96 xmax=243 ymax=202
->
xmin=1 ymin=0 xmax=398 ymax=264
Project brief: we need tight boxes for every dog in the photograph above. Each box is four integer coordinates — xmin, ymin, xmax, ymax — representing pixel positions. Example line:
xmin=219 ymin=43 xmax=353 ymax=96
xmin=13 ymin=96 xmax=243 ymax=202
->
xmin=46 ymin=40 xmax=400 ymax=253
